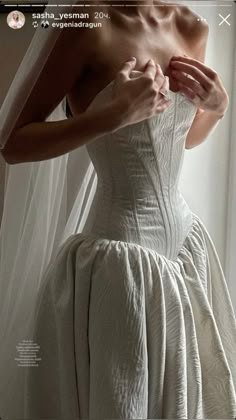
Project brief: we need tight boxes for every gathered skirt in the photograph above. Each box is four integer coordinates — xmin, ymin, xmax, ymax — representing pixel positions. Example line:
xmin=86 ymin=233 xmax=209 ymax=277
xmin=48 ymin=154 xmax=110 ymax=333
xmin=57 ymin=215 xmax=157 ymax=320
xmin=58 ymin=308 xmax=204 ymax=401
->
xmin=24 ymin=212 xmax=236 ymax=419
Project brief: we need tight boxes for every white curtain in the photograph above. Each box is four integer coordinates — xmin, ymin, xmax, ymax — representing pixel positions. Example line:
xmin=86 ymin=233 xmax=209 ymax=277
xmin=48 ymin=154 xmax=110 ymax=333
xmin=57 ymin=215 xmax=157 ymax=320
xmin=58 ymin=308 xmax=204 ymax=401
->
xmin=180 ymin=1 xmax=236 ymax=311
xmin=225 ymin=14 xmax=236 ymax=310
xmin=0 ymin=1 xmax=97 ymax=416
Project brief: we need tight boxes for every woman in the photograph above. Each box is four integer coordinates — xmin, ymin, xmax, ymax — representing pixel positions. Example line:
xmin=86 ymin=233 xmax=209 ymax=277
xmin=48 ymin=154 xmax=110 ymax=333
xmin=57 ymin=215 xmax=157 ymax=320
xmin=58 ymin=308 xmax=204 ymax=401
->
xmin=1 ymin=0 xmax=236 ymax=418
xmin=7 ymin=11 xmax=25 ymax=29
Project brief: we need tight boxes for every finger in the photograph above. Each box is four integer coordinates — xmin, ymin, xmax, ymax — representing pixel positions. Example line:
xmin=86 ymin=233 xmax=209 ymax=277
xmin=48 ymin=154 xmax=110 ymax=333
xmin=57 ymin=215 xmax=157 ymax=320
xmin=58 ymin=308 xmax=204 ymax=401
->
xmin=159 ymin=76 xmax=170 ymax=97
xmin=155 ymin=99 xmax=173 ymax=113
xmin=171 ymin=70 xmax=208 ymax=100
xmin=170 ymin=61 xmax=211 ymax=90
xmin=164 ymin=75 xmax=170 ymax=91
xmin=117 ymin=57 xmax=137 ymax=81
xmin=177 ymin=81 xmax=201 ymax=105
xmin=144 ymin=59 xmax=159 ymax=80
xmin=153 ymin=63 xmax=166 ymax=88
xmin=170 ymin=55 xmax=217 ymax=80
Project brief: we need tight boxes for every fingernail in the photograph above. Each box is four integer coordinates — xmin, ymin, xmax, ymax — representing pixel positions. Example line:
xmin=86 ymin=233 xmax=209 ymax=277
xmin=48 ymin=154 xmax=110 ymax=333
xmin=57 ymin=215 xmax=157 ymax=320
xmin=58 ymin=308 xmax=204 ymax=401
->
xmin=159 ymin=90 xmax=168 ymax=97
xmin=128 ymin=57 xmax=136 ymax=61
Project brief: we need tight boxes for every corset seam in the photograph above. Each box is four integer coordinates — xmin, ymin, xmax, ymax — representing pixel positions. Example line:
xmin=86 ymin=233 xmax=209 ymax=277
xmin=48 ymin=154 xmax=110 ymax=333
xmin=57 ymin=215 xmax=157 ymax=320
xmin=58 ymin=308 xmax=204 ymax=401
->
xmin=145 ymin=120 xmax=170 ymax=254
xmin=168 ymin=93 xmax=179 ymax=259
xmin=85 ymin=90 xmax=198 ymax=257
xmin=122 ymin=132 xmax=143 ymax=245
xmin=105 ymin=135 xmax=113 ymax=238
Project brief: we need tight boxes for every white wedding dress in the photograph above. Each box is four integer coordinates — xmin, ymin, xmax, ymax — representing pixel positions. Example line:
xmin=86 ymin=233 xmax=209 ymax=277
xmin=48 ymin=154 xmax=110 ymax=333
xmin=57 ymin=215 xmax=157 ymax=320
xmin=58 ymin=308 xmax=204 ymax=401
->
xmin=23 ymin=71 xmax=236 ymax=419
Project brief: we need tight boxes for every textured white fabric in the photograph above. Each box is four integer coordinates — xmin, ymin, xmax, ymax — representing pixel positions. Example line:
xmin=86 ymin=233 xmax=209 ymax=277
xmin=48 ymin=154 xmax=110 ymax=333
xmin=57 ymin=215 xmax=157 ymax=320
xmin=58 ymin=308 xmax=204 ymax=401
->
xmin=24 ymin=73 xmax=236 ymax=419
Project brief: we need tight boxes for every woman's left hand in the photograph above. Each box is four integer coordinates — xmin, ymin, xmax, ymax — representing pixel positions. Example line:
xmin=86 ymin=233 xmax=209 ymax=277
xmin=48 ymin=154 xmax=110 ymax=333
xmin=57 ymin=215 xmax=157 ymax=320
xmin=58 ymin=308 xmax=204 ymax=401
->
xmin=169 ymin=55 xmax=229 ymax=117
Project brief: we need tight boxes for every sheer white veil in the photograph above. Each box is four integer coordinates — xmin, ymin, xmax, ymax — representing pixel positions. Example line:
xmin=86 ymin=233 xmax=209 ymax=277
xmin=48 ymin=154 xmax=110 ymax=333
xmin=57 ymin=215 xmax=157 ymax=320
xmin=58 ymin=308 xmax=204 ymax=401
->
xmin=0 ymin=1 xmax=96 ymax=416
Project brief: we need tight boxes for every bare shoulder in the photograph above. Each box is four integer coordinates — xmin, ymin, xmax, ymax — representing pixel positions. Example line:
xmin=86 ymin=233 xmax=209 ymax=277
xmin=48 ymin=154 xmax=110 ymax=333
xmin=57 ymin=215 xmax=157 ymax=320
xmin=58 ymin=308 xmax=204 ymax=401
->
xmin=175 ymin=4 xmax=209 ymax=35
xmin=6 ymin=24 xmax=89 ymax=133
xmin=174 ymin=4 xmax=209 ymax=40
xmin=174 ymin=4 xmax=209 ymax=60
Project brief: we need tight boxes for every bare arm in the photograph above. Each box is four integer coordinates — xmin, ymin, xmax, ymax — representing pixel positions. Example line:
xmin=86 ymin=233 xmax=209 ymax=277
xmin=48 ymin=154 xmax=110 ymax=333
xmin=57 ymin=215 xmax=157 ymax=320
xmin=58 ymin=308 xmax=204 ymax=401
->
xmin=3 ymin=103 xmax=122 ymax=164
xmin=172 ymin=54 xmax=229 ymax=150
xmin=1 ymin=25 xmax=91 ymax=163
xmin=185 ymin=30 xmax=228 ymax=150
xmin=170 ymin=17 xmax=229 ymax=149
xmin=185 ymin=107 xmax=226 ymax=149
xmin=1 ymin=39 xmax=171 ymax=164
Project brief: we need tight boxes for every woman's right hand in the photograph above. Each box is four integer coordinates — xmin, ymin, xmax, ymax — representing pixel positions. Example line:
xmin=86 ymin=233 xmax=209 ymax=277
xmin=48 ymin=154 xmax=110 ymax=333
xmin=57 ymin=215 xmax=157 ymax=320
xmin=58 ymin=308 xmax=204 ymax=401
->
xmin=111 ymin=57 xmax=173 ymax=128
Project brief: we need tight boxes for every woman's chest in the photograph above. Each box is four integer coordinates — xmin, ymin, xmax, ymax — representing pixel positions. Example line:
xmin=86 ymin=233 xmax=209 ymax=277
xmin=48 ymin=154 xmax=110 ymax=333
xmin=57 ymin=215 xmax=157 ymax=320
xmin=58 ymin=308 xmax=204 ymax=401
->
xmin=67 ymin=18 xmax=192 ymax=114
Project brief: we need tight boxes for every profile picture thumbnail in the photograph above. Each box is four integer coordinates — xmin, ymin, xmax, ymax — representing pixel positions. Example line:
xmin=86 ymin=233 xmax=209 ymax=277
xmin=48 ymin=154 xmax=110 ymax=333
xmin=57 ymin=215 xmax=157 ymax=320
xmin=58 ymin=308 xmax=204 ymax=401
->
xmin=7 ymin=10 xmax=25 ymax=29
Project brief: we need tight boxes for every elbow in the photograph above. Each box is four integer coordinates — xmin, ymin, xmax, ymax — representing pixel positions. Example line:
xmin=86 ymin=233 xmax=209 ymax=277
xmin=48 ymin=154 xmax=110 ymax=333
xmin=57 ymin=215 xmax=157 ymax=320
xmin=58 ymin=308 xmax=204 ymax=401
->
xmin=185 ymin=137 xmax=195 ymax=150
xmin=1 ymin=132 xmax=24 ymax=164
xmin=1 ymin=153 xmax=19 ymax=165
xmin=1 ymin=146 xmax=20 ymax=165
xmin=185 ymin=142 xmax=192 ymax=150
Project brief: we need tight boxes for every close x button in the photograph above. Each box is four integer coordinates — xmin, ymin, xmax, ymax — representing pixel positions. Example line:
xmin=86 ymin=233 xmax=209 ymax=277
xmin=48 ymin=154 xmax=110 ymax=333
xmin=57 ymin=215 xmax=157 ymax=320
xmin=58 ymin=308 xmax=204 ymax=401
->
xmin=218 ymin=13 xmax=231 ymax=26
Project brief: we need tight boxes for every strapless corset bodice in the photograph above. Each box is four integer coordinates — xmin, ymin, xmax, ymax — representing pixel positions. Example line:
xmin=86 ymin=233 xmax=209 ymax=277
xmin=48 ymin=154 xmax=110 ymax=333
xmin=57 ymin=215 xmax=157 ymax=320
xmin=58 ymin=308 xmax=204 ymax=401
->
xmin=83 ymin=71 xmax=198 ymax=260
